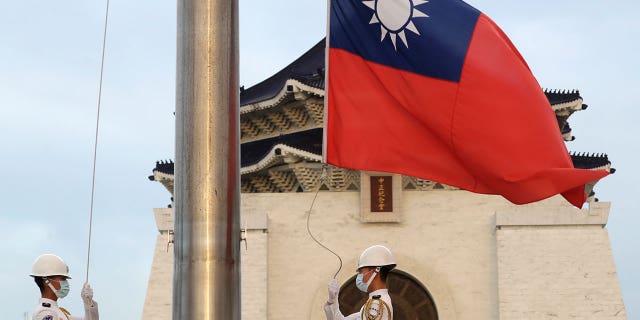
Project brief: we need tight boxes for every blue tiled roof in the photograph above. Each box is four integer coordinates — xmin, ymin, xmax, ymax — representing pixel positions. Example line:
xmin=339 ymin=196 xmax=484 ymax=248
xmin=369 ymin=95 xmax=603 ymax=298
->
xmin=240 ymin=39 xmax=326 ymax=105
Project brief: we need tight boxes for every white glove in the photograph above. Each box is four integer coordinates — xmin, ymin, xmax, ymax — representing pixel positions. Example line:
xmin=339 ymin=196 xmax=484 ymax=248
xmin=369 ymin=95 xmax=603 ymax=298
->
xmin=81 ymin=283 xmax=95 ymax=307
xmin=327 ymin=278 xmax=339 ymax=304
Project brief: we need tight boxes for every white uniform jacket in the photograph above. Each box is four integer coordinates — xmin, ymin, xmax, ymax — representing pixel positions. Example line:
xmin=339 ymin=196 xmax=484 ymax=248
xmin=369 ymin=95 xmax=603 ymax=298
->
xmin=324 ymin=288 xmax=393 ymax=320
xmin=32 ymin=298 xmax=99 ymax=320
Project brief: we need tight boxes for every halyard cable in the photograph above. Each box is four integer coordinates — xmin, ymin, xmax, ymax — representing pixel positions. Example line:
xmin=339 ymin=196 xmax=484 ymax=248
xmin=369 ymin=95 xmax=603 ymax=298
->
xmin=86 ymin=0 xmax=110 ymax=283
xmin=306 ymin=164 xmax=343 ymax=278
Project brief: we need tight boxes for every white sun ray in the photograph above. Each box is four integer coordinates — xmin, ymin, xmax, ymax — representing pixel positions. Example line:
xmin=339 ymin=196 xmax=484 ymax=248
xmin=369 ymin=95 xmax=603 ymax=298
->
xmin=361 ymin=0 xmax=430 ymax=50
xmin=413 ymin=9 xmax=429 ymax=19
xmin=398 ymin=30 xmax=408 ymax=48
xmin=363 ymin=0 xmax=375 ymax=10
xmin=406 ymin=21 xmax=420 ymax=35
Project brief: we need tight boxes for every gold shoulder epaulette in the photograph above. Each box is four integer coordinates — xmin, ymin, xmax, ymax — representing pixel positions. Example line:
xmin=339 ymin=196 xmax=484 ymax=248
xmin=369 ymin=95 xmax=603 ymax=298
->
xmin=59 ymin=307 xmax=72 ymax=320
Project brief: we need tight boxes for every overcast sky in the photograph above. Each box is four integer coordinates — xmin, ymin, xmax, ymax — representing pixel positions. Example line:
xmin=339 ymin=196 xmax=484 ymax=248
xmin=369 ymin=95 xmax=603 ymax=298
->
xmin=1 ymin=1 xmax=637 ymax=319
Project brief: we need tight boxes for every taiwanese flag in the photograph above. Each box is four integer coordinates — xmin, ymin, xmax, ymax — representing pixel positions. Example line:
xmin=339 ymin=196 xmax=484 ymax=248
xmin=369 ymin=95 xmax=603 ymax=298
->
xmin=324 ymin=0 xmax=609 ymax=207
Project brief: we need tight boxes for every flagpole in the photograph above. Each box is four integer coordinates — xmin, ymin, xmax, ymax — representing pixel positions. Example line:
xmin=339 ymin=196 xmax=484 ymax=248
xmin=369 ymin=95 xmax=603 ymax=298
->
xmin=174 ymin=0 xmax=240 ymax=319
xmin=322 ymin=0 xmax=332 ymax=164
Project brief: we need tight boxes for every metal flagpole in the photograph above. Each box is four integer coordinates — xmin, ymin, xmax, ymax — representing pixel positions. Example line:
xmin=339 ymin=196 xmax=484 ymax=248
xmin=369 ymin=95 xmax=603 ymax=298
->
xmin=173 ymin=0 xmax=240 ymax=319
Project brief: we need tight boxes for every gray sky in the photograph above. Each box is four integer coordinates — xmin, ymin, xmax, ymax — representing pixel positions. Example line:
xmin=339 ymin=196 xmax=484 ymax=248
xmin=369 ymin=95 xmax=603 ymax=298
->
xmin=1 ymin=1 xmax=637 ymax=319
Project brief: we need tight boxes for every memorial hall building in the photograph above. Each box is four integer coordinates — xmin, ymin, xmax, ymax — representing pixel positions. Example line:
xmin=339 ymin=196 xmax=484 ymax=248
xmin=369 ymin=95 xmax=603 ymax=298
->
xmin=143 ymin=39 xmax=626 ymax=320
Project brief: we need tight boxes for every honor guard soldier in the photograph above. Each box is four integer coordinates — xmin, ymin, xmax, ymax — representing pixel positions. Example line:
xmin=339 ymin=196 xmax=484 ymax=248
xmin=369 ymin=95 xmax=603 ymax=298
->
xmin=324 ymin=245 xmax=396 ymax=320
xmin=30 ymin=254 xmax=99 ymax=320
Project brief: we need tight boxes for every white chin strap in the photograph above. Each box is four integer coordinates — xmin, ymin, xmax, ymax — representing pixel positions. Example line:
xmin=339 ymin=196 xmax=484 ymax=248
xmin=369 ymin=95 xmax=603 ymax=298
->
xmin=45 ymin=279 xmax=61 ymax=298
xmin=365 ymin=267 xmax=381 ymax=287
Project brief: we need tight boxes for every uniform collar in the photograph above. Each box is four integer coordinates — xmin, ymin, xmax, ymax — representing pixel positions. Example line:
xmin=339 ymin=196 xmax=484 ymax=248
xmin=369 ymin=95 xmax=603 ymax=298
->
xmin=368 ymin=288 xmax=389 ymax=298
xmin=39 ymin=297 xmax=58 ymax=307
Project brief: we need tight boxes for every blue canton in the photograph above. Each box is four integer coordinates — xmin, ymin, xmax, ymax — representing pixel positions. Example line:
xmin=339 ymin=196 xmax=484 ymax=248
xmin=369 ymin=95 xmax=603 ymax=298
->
xmin=330 ymin=0 xmax=480 ymax=82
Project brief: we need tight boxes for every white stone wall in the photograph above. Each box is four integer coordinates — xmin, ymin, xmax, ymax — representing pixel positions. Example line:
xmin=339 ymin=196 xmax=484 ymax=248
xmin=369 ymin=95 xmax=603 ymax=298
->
xmin=496 ymin=203 xmax=627 ymax=319
xmin=240 ymin=210 xmax=269 ymax=320
xmin=143 ymin=190 xmax=626 ymax=320
xmin=142 ymin=208 xmax=173 ymax=320
xmin=241 ymin=229 xmax=268 ymax=320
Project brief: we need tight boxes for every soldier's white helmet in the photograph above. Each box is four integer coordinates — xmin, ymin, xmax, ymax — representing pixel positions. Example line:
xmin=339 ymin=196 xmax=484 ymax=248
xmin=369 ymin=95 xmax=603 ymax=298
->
xmin=30 ymin=254 xmax=71 ymax=278
xmin=357 ymin=245 xmax=396 ymax=270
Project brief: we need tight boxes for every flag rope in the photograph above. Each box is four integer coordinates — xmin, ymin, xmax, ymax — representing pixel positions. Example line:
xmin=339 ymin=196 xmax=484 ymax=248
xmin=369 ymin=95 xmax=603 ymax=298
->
xmin=306 ymin=165 xmax=343 ymax=279
xmin=86 ymin=0 xmax=110 ymax=283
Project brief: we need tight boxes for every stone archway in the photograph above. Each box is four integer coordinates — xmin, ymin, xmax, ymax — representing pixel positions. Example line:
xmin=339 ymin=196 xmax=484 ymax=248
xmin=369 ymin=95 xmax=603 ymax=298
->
xmin=338 ymin=269 xmax=438 ymax=320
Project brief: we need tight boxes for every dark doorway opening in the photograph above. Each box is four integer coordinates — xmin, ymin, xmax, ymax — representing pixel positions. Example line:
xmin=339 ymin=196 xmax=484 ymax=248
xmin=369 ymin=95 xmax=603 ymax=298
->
xmin=338 ymin=269 xmax=438 ymax=320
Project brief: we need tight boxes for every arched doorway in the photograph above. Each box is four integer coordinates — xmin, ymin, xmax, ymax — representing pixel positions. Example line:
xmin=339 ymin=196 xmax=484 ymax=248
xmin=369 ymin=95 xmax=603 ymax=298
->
xmin=338 ymin=269 xmax=438 ymax=320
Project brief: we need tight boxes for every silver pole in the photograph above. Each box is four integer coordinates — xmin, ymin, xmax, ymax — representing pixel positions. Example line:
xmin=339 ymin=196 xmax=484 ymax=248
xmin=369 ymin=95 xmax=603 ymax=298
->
xmin=174 ymin=0 xmax=240 ymax=319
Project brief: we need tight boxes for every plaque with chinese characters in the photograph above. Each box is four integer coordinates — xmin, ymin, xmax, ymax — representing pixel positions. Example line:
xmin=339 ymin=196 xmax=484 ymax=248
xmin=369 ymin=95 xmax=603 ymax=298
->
xmin=370 ymin=176 xmax=393 ymax=212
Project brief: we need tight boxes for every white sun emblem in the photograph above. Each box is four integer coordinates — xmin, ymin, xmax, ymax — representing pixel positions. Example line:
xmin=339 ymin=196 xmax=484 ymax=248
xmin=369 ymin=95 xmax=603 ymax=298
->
xmin=362 ymin=0 xmax=429 ymax=50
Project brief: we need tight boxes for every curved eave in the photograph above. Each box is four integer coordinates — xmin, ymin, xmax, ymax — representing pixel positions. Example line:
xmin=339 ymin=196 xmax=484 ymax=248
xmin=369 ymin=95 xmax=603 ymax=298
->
xmin=152 ymin=160 xmax=175 ymax=175
xmin=552 ymin=98 xmax=585 ymax=115
xmin=571 ymin=153 xmax=613 ymax=171
xmin=240 ymin=38 xmax=325 ymax=105
xmin=546 ymin=89 xmax=586 ymax=141
xmin=240 ymin=143 xmax=322 ymax=175
xmin=240 ymin=79 xmax=324 ymax=115
xmin=151 ymin=170 xmax=175 ymax=195
xmin=544 ymin=89 xmax=582 ymax=104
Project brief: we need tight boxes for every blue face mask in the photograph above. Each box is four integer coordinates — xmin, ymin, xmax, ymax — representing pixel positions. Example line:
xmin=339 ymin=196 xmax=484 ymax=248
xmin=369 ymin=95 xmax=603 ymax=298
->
xmin=355 ymin=270 xmax=377 ymax=293
xmin=47 ymin=279 xmax=70 ymax=299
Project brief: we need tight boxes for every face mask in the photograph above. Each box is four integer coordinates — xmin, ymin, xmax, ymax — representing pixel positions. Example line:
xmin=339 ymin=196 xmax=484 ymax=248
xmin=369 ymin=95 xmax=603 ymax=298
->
xmin=47 ymin=279 xmax=70 ymax=299
xmin=355 ymin=270 xmax=377 ymax=293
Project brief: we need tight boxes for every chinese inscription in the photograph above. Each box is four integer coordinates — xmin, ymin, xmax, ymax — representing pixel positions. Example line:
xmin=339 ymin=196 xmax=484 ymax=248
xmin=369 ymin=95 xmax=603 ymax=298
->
xmin=370 ymin=176 xmax=393 ymax=212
